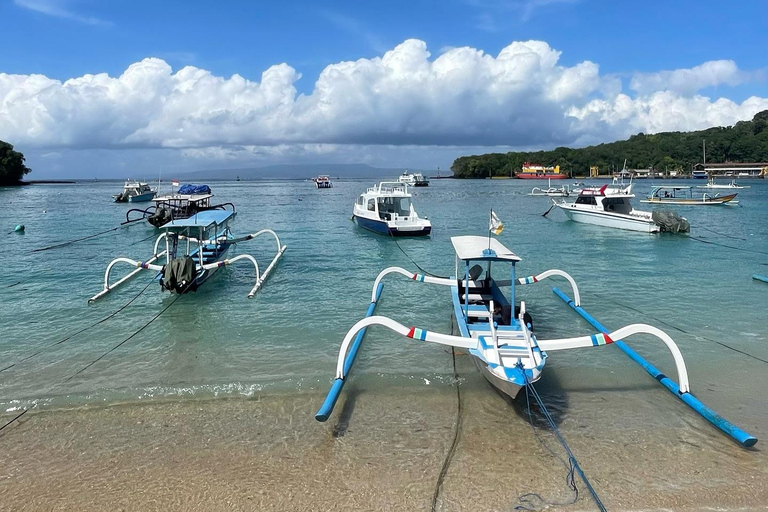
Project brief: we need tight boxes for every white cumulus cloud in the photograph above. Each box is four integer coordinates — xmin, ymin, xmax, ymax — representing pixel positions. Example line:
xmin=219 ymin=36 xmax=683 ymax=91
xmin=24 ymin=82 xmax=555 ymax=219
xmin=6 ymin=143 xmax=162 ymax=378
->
xmin=1 ymin=38 xmax=766 ymax=164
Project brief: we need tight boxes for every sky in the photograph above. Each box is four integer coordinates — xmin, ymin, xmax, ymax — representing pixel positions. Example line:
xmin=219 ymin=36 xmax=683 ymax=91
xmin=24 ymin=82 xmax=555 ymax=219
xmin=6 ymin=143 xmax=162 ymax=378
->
xmin=0 ymin=0 xmax=766 ymax=178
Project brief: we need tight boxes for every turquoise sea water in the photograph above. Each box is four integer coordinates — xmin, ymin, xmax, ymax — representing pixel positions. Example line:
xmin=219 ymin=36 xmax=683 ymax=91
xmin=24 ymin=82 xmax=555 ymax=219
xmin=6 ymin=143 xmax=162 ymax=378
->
xmin=1 ymin=178 xmax=768 ymax=438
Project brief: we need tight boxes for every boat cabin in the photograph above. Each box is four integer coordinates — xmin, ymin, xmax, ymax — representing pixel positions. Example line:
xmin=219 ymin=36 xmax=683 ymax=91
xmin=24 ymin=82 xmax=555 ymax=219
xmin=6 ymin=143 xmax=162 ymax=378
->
xmin=574 ymin=186 xmax=634 ymax=214
xmin=356 ymin=183 xmax=414 ymax=221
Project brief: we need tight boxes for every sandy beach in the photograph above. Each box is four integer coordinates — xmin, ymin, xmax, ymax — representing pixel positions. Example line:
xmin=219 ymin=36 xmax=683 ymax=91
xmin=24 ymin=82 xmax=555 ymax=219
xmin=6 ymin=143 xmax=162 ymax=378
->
xmin=2 ymin=373 xmax=767 ymax=512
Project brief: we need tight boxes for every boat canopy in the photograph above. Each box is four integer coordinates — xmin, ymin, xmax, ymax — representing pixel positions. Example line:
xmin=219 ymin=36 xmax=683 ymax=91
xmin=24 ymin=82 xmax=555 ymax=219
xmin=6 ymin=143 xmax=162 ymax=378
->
xmin=152 ymin=193 xmax=213 ymax=202
xmin=163 ymin=210 xmax=234 ymax=230
xmin=178 ymin=184 xmax=212 ymax=195
xmin=451 ymin=236 xmax=521 ymax=262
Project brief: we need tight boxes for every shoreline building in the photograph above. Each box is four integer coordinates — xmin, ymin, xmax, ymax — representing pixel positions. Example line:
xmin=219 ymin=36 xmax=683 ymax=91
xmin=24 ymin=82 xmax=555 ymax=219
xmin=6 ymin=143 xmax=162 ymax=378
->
xmin=693 ymin=162 xmax=768 ymax=178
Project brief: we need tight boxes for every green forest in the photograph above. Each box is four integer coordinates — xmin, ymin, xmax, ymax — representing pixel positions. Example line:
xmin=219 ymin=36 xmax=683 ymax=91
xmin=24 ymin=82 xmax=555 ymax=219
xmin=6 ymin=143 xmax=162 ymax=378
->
xmin=0 ymin=140 xmax=31 ymax=185
xmin=451 ymin=110 xmax=768 ymax=179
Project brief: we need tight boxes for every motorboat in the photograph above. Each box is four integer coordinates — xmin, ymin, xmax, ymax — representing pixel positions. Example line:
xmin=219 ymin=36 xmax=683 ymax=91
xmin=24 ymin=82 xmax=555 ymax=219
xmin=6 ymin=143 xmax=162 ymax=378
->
xmin=352 ymin=182 xmax=431 ymax=236
xmin=641 ymin=186 xmax=738 ymax=205
xmin=554 ymin=185 xmax=690 ymax=233
xmin=113 ymin=181 xmax=156 ymax=203
xmin=397 ymin=171 xmax=430 ymax=187
xmin=314 ymin=175 xmax=333 ymax=189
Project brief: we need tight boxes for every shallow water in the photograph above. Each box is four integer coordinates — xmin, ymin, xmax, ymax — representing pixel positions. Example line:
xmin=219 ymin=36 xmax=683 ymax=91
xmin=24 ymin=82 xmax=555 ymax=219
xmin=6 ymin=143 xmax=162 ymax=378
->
xmin=1 ymin=178 xmax=767 ymax=441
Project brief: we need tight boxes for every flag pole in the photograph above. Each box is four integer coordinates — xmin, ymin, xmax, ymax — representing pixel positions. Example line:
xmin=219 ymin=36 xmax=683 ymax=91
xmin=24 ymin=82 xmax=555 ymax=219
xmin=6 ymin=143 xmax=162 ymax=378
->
xmin=488 ymin=209 xmax=492 ymax=250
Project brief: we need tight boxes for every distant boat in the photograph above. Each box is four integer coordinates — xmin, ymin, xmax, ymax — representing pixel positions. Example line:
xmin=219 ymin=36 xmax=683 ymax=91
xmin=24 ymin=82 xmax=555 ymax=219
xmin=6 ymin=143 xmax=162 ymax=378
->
xmin=528 ymin=179 xmax=570 ymax=197
xmin=113 ymin=181 xmax=156 ymax=203
xmin=696 ymin=178 xmax=750 ymax=189
xmin=517 ymin=162 xmax=566 ymax=180
xmin=314 ymin=175 xmax=333 ymax=189
xmin=236 ymin=176 xmax=241 ymax=182
xmin=691 ymin=170 xmax=709 ymax=179
xmin=642 ymin=186 xmax=738 ymax=205
xmin=397 ymin=171 xmax=429 ymax=187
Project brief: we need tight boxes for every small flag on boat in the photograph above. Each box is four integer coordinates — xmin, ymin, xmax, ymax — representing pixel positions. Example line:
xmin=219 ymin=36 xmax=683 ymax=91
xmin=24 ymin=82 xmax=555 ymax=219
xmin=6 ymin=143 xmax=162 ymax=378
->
xmin=171 ymin=180 xmax=179 ymax=187
xmin=489 ymin=210 xmax=503 ymax=235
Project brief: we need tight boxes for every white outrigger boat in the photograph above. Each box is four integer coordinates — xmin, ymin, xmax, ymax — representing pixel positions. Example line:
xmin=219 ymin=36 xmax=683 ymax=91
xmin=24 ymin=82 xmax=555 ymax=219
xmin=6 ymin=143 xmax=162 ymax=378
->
xmin=113 ymin=181 xmax=156 ymax=203
xmin=642 ymin=186 xmax=738 ymax=205
xmin=125 ymin=184 xmax=235 ymax=228
xmin=553 ymin=184 xmax=690 ymax=233
xmin=352 ymin=181 xmax=431 ymax=236
xmin=529 ymin=179 xmax=570 ymax=197
xmin=315 ymin=234 xmax=757 ymax=447
xmin=89 ymin=210 xmax=286 ymax=302
xmin=696 ymin=178 xmax=750 ymax=190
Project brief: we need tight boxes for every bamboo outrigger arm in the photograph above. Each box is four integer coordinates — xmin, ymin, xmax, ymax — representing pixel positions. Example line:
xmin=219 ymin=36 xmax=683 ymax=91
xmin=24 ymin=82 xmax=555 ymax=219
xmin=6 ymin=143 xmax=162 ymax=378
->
xmin=88 ymin=253 xmax=166 ymax=303
xmin=516 ymin=269 xmax=581 ymax=307
xmin=370 ymin=267 xmax=454 ymax=302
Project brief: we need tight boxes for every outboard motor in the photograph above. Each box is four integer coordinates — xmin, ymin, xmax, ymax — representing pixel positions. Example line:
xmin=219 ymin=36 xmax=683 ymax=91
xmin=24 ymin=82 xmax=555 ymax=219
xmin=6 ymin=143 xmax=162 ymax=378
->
xmin=652 ymin=209 xmax=690 ymax=233
xmin=148 ymin=207 xmax=172 ymax=227
xmin=160 ymin=256 xmax=197 ymax=294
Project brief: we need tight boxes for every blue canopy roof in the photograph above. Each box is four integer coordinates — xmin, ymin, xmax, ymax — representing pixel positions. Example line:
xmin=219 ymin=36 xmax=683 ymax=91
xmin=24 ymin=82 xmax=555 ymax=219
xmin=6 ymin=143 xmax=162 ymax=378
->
xmin=164 ymin=210 xmax=235 ymax=230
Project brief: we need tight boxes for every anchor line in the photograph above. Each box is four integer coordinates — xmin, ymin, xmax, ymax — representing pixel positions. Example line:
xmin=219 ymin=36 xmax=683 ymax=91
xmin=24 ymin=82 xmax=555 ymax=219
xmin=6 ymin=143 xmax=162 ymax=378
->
xmin=63 ymin=281 xmax=192 ymax=383
xmin=0 ymin=278 xmax=156 ymax=374
xmin=697 ymin=226 xmax=746 ymax=241
xmin=689 ymin=236 xmax=768 ymax=256
xmin=389 ymin=234 xmax=449 ymax=279
xmin=591 ymin=293 xmax=768 ymax=366
xmin=0 ymin=409 xmax=28 ymax=433
xmin=29 ymin=218 xmax=147 ymax=254
xmin=520 ymin=374 xmax=606 ymax=512
xmin=430 ymin=323 xmax=462 ymax=512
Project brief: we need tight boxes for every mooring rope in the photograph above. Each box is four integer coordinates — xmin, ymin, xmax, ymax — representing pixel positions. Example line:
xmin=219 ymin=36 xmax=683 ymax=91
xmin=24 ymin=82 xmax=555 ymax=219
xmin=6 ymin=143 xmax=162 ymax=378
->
xmin=29 ymin=218 xmax=146 ymax=254
xmin=592 ymin=292 xmax=768 ymax=366
xmin=0 ymin=278 xmax=156 ymax=374
xmin=430 ymin=345 xmax=463 ymax=512
xmin=519 ymin=372 xmax=607 ymax=512
xmin=0 ymin=409 xmax=28 ymax=434
xmin=389 ymin=234 xmax=450 ymax=279
xmin=689 ymin=236 xmax=768 ymax=256
xmin=696 ymin=226 xmax=746 ymax=241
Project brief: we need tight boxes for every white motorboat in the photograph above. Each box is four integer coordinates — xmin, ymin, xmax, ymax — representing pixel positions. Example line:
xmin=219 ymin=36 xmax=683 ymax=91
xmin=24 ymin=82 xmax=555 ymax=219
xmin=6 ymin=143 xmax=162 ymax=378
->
xmin=554 ymin=185 xmax=690 ymax=233
xmin=113 ymin=181 xmax=156 ymax=203
xmin=397 ymin=171 xmax=430 ymax=187
xmin=314 ymin=175 xmax=333 ymax=189
xmin=352 ymin=182 xmax=432 ymax=236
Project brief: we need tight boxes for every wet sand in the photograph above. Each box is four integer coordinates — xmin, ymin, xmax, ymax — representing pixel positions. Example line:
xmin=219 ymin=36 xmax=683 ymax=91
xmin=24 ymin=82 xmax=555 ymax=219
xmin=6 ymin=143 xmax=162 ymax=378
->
xmin=2 ymin=377 xmax=767 ymax=512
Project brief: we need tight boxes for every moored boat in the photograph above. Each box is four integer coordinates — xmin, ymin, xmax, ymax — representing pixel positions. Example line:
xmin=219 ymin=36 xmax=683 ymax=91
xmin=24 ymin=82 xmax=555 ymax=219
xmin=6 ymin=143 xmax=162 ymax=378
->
xmin=89 ymin=210 xmax=286 ymax=302
xmin=314 ymin=230 xmax=756 ymax=447
xmin=696 ymin=178 xmax=750 ymax=190
xmin=314 ymin=175 xmax=333 ymax=188
xmin=397 ymin=171 xmax=430 ymax=187
xmin=517 ymin=162 xmax=566 ymax=179
xmin=113 ymin=181 xmax=156 ymax=203
xmin=554 ymin=185 xmax=690 ymax=233
xmin=641 ymin=186 xmax=738 ymax=205
xmin=352 ymin=181 xmax=431 ymax=236
xmin=529 ymin=179 xmax=570 ymax=197
xmin=124 ymin=184 xmax=235 ymax=228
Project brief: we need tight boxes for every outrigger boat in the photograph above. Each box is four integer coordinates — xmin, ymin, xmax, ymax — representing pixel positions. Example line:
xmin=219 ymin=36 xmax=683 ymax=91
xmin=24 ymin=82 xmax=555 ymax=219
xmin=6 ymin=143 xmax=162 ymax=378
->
xmin=125 ymin=184 xmax=235 ymax=228
xmin=553 ymin=184 xmax=690 ymax=233
xmin=528 ymin=179 xmax=570 ymax=197
xmin=89 ymin=210 xmax=286 ymax=302
xmin=642 ymin=186 xmax=738 ymax=205
xmin=352 ymin=181 xmax=431 ymax=236
xmin=316 ymin=234 xmax=757 ymax=447
xmin=696 ymin=178 xmax=750 ymax=190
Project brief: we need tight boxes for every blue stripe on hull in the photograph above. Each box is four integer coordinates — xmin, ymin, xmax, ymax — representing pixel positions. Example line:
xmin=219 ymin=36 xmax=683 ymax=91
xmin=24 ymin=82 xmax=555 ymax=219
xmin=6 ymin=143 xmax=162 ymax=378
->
xmin=353 ymin=215 xmax=431 ymax=237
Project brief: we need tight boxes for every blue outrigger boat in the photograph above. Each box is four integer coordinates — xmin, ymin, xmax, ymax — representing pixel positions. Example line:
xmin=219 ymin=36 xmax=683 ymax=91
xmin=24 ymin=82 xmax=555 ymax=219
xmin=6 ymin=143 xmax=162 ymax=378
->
xmin=89 ymin=210 xmax=286 ymax=302
xmin=317 ymin=234 xmax=757 ymax=447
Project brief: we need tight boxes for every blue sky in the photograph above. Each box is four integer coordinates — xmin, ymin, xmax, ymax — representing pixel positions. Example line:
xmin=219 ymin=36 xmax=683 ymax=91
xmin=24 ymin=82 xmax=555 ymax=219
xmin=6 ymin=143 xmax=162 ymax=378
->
xmin=1 ymin=0 xmax=766 ymax=177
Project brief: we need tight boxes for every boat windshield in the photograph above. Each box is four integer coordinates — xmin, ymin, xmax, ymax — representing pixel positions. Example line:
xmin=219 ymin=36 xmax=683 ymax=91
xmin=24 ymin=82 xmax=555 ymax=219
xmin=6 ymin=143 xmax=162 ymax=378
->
xmin=377 ymin=197 xmax=411 ymax=218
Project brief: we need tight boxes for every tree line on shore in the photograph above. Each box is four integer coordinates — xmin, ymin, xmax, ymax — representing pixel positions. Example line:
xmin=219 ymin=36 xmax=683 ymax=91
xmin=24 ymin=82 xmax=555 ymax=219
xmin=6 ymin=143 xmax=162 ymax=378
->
xmin=0 ymin=140 xmax=32 ymax=185
xmin=450 ymin=110 xmax=768 ymax=179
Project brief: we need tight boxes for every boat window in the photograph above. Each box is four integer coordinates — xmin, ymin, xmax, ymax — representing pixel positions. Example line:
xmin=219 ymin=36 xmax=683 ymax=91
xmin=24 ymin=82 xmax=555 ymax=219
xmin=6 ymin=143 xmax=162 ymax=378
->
xmin=575 ymin=196 xmax=597 ymax=205
xmin=367 ymin=198 xmax=375 ymax=211
xmin=377 ymin=197 xmax=411 ymax=217
xmin=357 ymin=195 xmax=364 ymax=206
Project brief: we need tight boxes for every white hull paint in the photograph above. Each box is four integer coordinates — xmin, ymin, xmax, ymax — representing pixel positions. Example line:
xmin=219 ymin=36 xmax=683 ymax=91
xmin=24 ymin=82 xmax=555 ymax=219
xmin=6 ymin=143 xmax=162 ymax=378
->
xmin=557 ymin=204 xmax=659 ymax=233
xmin=472 ymin=357 xmax=525 ymax=398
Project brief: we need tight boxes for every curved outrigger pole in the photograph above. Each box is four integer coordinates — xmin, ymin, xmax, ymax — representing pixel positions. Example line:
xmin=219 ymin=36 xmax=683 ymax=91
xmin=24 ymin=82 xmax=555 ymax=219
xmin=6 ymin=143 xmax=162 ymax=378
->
xmin=88 ymin=227 xmax=286 ymax=303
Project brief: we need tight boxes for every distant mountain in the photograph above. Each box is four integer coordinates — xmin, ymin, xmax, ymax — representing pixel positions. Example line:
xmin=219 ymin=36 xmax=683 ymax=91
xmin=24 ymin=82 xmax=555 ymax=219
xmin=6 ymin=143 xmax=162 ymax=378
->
xmin=178 ymin=163 xmax=438 ymax=180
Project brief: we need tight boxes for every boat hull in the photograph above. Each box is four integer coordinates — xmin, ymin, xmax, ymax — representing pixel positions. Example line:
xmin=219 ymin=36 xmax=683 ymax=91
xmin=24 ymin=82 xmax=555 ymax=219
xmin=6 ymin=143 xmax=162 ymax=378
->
xmin=353 ymin=214 xmax=431 ymax=236
xmin=472 ymin=357 xmax=524 ymax=399
xmin=641 ymin=195 xmax=738 ymax=205
xmin=557 ymin=205 xmax=659 ymax=233
xmin=128 ymin=192 xmax=157 ymax=203
xmin=516 ymin=173 xmax=566 ymax=180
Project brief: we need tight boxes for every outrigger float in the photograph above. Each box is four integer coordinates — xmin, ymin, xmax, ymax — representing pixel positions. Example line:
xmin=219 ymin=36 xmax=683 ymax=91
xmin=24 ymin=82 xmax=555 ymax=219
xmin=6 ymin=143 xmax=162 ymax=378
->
xmin=316 ymin=235 xmax=757 ymax=447
xmin=89 ymin=210 xmax=286 ymax=302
